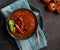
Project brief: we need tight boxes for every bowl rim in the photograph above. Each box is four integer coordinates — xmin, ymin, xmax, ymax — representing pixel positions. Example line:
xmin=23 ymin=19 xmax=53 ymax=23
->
xmin=6 ymin=8 xmax=38 ymax=40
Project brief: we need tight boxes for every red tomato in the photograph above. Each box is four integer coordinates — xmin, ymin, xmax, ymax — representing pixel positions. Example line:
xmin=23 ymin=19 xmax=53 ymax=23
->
xmin=55 ymin=0 xmax=60 ymax=5
xmin=47 ymin=3 xmax=56 ymax=12
xmin=56 ymin=4 xmax=60 ymax=13
xmin=42 ymin=0 xmax=51 ymax=3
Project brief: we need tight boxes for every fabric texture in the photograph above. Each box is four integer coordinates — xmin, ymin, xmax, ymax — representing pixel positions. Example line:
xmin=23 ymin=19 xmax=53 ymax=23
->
xmin=1 ymin=0 xmax=47 ymax=50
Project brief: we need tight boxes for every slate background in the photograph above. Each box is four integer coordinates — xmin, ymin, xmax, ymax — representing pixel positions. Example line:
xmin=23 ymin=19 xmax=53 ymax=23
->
xmin=0 ymin=0 xmax=60 ymax=50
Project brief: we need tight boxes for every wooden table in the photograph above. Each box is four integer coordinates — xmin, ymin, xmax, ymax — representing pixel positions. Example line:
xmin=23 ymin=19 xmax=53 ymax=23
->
xmin=0 ymin=0 xmax=60 ymax=50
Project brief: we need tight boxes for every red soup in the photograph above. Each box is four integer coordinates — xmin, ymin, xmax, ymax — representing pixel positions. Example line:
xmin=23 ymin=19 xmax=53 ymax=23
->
xmin=8 ymin=9 xmax=37 ymax=39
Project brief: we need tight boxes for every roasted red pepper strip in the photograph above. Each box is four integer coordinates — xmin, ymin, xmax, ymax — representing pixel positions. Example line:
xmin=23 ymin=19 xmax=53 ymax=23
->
xmin=18 ymin=17 xmax=24 ymax=31
xmin=15 ymin=24 xmax=24 ymax=34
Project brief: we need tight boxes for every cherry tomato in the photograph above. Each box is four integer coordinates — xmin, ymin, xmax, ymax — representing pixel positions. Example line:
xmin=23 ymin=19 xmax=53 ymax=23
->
xmin=56 ymin=4 xmax=60 ymax=13
xmin=55 ymin=0 xmax=60 ymax=5
xmin=42 ymin=0 xmax=51 ymax=3
xmin=47 ymin=3 xmax=56 ymax=12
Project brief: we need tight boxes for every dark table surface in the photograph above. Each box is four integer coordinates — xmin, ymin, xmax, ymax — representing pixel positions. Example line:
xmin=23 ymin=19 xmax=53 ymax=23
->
xmin=0 ymin=0 xmax=60 ymax=50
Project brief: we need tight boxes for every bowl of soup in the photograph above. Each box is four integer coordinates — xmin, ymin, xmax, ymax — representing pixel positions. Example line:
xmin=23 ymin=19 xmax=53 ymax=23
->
xmin=6 ymin=8 xmax=38 ymax=39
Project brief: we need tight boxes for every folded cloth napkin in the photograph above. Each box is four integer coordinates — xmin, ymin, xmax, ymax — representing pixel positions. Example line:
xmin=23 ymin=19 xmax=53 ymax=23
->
xmin=1 ymin=0 xmax=47 ymax=50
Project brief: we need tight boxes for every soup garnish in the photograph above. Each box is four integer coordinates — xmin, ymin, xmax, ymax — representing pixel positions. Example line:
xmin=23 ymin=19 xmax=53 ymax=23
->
xmin=9 ymin=19 xmax=16 ymax=33
xmin=8 ymin=17 xmax=25 ymax=34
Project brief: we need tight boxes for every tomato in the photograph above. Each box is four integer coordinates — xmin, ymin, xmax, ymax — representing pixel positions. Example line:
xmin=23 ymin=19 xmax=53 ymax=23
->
xmin=55 ymin=0 xmax=60 ymax=5
xmin=42 ymin=0 xmax=51 ymax=3
xmin=56 ymin=4 xmax=60 ymax=13
xmin=47 ymin=3 xmax=56 ymax=12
